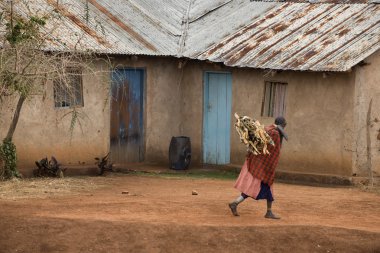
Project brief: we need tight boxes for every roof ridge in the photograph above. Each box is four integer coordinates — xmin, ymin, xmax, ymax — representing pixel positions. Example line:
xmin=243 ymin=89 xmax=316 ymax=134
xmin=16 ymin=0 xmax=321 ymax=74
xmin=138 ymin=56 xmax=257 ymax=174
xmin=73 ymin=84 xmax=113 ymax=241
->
xmin=178 ymin=0 xmax=193 ymax=56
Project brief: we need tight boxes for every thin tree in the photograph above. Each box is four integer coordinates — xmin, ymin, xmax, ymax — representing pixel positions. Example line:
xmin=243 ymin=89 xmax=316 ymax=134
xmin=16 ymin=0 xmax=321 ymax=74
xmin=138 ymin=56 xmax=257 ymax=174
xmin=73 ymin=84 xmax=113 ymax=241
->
xmin=0 ymin=0 xmax=107 ymax=179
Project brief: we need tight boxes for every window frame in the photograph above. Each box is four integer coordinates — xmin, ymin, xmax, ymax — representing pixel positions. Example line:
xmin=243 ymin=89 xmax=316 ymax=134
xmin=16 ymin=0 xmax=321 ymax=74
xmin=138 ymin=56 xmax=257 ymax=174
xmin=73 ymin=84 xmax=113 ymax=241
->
xmin=53 ymin=67 xmax=84 ymax=109
xmin=261 ymin=81 xmax=287 ymax=118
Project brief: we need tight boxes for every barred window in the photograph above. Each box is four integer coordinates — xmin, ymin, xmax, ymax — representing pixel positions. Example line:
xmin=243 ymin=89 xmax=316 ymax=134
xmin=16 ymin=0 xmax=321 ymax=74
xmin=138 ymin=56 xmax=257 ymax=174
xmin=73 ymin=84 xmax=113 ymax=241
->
xmin=54 ymin=68 xmax=84 ymax=108
xmin=261 ymin=81 xmax=287 ymax=117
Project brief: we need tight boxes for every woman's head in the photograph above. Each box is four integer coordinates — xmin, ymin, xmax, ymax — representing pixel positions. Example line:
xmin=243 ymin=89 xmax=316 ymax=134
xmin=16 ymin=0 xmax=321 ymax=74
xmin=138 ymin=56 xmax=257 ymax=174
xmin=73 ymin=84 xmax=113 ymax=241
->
xmin=274 ymin=116 xmax=287 ymax=128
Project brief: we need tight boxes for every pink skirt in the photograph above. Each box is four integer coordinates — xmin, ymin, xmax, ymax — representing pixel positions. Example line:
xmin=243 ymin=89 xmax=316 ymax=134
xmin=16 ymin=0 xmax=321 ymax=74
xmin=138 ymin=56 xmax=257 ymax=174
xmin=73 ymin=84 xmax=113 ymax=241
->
xmin=234 ymin=161 xmax=274 ymax=199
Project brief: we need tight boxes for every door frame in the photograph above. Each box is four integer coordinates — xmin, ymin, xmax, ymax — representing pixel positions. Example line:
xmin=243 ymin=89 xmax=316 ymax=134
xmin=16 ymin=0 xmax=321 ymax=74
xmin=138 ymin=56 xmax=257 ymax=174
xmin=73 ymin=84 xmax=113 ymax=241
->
xmin=109 ymin=67 xmax=146 ymax=163
xmin=202 ymin=71 xmax=232 ymax=165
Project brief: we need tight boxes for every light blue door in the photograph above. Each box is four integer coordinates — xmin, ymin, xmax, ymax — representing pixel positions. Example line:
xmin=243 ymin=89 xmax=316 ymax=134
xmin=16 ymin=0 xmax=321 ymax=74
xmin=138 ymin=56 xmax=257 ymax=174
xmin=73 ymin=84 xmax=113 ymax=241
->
xmin=203 ymin=72 xmax=232 ymax=164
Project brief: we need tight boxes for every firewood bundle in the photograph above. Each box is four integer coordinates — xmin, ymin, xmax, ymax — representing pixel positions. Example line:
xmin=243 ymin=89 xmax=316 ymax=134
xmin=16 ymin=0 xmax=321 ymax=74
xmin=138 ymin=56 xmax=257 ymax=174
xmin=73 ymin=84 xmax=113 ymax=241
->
xmin=34 ymin=156 xmax=64 ymax=178
xmin=234 ymin=113 xmax=274 ymax=155
xmin=95 ymin=153 xmax=113 ymax=176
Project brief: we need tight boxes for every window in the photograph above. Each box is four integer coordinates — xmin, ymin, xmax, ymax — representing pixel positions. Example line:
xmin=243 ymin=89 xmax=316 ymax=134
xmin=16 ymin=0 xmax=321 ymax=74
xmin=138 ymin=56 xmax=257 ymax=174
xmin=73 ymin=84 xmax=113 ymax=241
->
xmin=261 ymin=81 xmax=287 ymax=117
xmin=54 ymin=68 xmax=84 ymax=108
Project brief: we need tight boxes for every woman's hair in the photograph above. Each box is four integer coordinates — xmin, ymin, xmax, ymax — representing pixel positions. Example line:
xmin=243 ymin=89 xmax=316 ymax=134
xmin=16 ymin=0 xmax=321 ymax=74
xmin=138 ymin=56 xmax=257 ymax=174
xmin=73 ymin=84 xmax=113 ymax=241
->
xmin=274 ymin=116 xmax=287 ymax=128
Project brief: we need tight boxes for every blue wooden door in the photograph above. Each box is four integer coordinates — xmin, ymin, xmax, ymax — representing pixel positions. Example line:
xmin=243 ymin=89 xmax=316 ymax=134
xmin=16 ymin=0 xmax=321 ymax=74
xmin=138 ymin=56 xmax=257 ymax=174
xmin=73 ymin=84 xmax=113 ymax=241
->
xmin=110 ymin=69 xmax=144 ymax=163
xmin=203 ymin=72 xmax=232 ymax=164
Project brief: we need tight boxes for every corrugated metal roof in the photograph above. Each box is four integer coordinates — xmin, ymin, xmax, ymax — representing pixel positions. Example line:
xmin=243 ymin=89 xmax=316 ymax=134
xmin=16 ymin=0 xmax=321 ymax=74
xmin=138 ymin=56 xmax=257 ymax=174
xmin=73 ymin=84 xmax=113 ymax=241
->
xmin=185 ymin=2 xmax=380 ymax=71
xmin=251 ymin=0 xmax=371 ymax=3
xmin=3 ymin=0 xmax=380 ymax=71
xmin=9 ymin=0 xmax=188 ymax=55
xmin=184 ymin=1 xmax=277 ymax=57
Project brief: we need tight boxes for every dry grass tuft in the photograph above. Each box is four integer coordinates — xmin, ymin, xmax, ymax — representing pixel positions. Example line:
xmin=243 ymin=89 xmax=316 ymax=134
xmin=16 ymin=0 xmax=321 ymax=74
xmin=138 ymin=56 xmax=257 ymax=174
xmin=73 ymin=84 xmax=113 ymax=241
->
xmin=0 ymin=176 xmax=111 ymax=200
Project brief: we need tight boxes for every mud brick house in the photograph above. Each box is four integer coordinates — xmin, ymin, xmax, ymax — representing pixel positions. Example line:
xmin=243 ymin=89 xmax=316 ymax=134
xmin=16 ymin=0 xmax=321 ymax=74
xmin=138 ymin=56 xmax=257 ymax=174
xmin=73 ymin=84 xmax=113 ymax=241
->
xmin=0 ymin=0 xmax=379 ymax=180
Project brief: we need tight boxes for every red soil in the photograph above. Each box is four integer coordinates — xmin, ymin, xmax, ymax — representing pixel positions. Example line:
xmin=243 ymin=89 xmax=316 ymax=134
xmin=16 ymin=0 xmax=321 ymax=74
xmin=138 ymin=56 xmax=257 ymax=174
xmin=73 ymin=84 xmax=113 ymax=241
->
xmin=0 ymin=174 xmax=379 ymax=253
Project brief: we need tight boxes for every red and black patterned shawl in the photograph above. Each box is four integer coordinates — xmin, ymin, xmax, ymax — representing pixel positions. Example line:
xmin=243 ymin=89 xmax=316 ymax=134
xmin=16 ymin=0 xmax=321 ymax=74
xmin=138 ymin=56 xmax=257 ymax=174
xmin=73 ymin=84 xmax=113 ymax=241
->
xmin=246 ymin=125 xmax=281 ymax=186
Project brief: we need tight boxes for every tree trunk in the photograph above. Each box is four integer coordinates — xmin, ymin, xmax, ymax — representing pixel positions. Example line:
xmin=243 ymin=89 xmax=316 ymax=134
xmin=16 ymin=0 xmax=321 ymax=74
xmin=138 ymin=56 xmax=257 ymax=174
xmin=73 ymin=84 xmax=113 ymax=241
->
xmin=366 ymin=98 xmax=373 ymax=187
xmin=4 ymin=95 xmax=26 ymax=142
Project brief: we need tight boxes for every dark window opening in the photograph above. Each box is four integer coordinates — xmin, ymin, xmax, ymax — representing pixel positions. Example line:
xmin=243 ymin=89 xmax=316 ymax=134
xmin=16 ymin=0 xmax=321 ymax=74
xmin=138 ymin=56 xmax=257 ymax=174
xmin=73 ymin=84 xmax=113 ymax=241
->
xmin=54 ymin=68 xmax=84 ymax=108
xmin=261 ymin=81 xmax=287 ymax=117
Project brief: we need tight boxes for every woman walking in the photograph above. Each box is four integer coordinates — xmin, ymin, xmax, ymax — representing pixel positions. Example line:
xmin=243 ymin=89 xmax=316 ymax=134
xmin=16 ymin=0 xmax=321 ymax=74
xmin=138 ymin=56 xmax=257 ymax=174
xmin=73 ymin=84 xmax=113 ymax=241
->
xmin=229 ymin=117 xmax=287 ymax=219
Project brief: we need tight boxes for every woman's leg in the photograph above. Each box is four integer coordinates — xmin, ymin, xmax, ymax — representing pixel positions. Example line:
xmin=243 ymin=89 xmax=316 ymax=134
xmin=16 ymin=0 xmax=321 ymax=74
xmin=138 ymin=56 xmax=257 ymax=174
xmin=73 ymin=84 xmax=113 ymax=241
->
xmin=229 ymin=193 xmax=249 ymax=216
xmin=265 ymin=200 xmax=280 ymax=219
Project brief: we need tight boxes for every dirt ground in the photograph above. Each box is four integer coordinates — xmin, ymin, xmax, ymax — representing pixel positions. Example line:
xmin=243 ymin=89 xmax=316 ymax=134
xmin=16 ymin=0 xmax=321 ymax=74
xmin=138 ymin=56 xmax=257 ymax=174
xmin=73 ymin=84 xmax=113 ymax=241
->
xmin=0 ymin=173 xmax=379 ymax=253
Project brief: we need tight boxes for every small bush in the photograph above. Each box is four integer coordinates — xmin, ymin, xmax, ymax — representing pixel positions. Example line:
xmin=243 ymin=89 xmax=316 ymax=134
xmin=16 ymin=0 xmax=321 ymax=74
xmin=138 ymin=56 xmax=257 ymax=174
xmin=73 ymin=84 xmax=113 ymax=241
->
xmin=0 ymin=140 xmax=21 ymax=179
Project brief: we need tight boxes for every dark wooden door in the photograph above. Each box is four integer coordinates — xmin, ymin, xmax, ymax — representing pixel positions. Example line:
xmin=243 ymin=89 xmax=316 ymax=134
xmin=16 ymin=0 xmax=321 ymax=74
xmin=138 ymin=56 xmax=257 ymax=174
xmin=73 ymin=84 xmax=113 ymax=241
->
xmin=110 ymin=69 xmax=144 ymax=163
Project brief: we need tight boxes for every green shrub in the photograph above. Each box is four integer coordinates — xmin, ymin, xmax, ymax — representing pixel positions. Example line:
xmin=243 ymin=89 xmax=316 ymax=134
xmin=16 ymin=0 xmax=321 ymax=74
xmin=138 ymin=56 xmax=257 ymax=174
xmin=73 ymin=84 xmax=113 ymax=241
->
xmin=0 ymin=140 xmax=21 ymax=179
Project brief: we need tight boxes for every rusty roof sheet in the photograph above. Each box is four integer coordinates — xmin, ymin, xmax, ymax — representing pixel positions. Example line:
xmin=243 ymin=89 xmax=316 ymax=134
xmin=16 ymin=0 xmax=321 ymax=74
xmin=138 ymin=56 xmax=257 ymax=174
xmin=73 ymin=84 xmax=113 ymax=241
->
xmin=8 ymin=0 xmax=188 ymax=55
xmin=3 ymin=0 xmax=380 ymax=71
xmin=185 ymin=2 xmax=380 ymax=71
xmin=252 ymin=0 xmax=371 ymax=3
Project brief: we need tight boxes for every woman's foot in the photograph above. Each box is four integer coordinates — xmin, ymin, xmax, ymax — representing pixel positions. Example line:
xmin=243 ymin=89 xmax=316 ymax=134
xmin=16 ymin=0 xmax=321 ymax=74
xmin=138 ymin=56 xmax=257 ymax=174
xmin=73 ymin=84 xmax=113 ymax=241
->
xmin=264 ymin=210 xmax=280 ymax=219
xmin=228 ymin=202 xmax=239 ymax=216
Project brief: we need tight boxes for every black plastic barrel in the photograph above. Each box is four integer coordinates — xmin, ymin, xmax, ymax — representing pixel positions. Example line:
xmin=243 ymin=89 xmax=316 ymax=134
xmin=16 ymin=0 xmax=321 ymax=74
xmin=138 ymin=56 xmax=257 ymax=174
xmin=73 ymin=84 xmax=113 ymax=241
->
xmin=169 ymin=136 xmax=191 ymax=170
